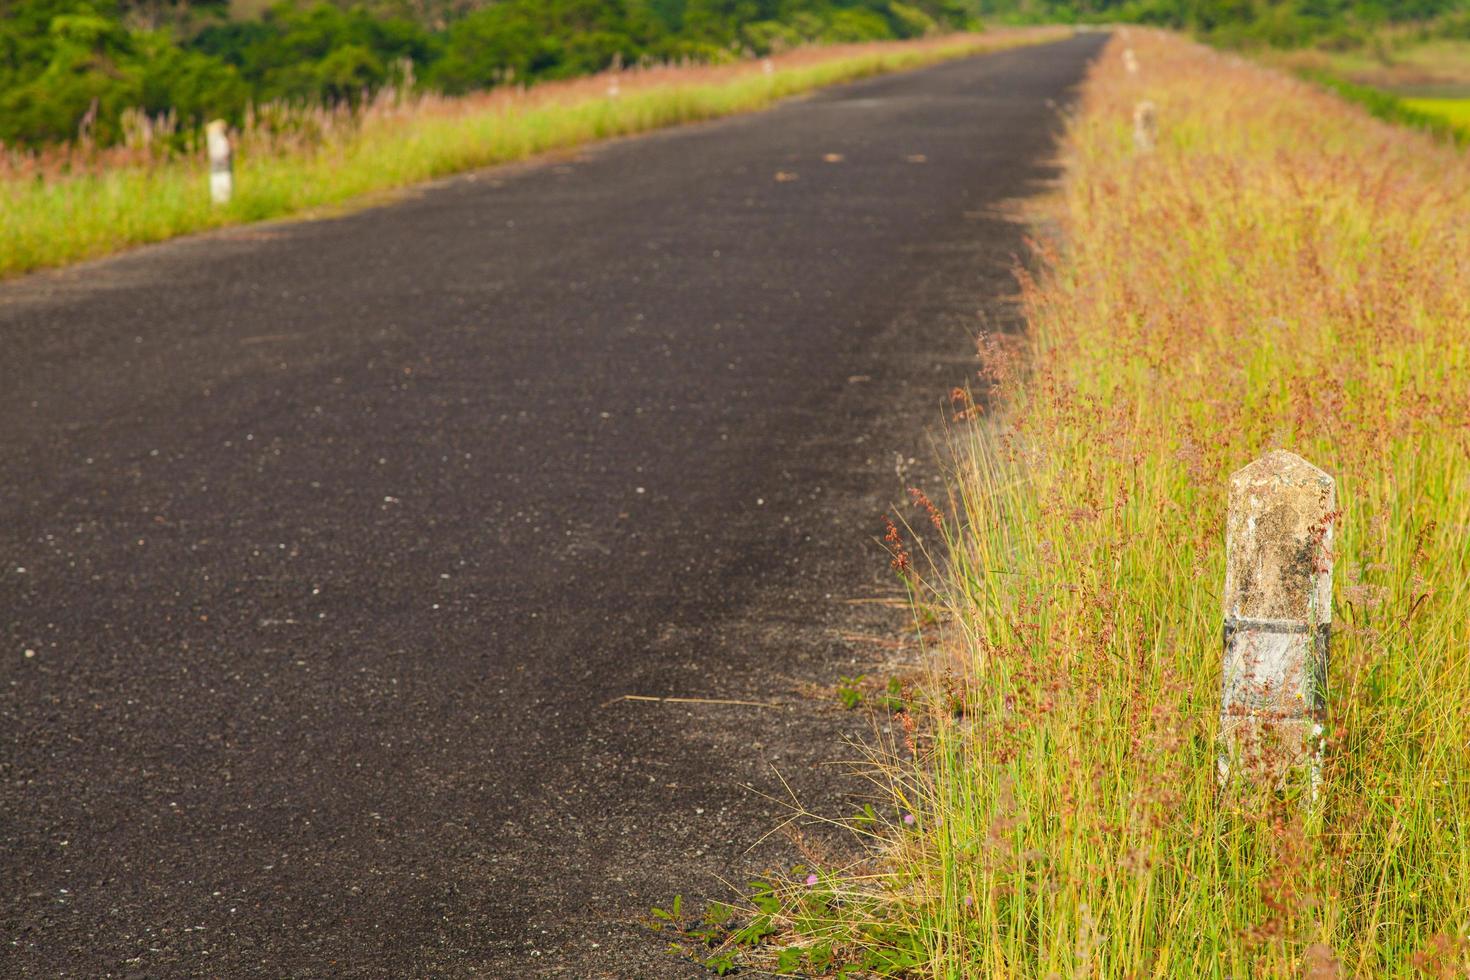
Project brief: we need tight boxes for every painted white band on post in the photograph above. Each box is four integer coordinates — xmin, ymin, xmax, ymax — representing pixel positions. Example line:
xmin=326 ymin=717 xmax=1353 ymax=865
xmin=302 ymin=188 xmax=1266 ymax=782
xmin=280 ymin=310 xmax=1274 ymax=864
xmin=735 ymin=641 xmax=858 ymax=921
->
xmin=206 ymin=119 xmax=232 ymax=206
xmin=1220 ymin=450 xmax=1335 ymax=790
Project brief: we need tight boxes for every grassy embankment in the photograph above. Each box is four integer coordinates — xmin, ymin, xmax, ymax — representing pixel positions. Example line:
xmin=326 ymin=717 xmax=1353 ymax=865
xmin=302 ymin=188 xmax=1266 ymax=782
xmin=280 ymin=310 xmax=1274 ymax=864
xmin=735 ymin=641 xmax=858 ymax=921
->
xmin=897 ymin=29 xmax=1469 ymax=976
xmin=696 ymin=29 xmax=1468 ymax=978
xmin=0 ymin=28 xmax=1065 ymax=280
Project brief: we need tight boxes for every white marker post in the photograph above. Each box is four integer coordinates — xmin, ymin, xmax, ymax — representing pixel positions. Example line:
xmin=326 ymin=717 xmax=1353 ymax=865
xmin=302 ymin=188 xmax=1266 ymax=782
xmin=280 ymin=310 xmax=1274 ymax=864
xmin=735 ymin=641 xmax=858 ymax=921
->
xmin=607 ymin=53 xmax=623 ymax=99
xmin=1133 ymin=100 xmax=1157 ymax=152
xmin=206 ymin=120 xmax=232 ymax=206
xmin=1123 ymin=47 xmax=1139 ymax=75
xmin=1220 ymin=450 xmax=1336 ymax=794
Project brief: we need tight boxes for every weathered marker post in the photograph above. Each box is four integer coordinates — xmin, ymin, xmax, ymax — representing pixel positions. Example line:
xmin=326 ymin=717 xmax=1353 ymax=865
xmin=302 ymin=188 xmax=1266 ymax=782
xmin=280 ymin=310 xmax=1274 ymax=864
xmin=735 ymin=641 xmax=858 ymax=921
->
xmin=1220 ymin=450 xmax=1336 ymax=793
xmin=1133 ymin=100 xmax=1157 ymax=152
xmin=606 ymin=52 xmax=623 ymax=99
xmin=206 ymin=120 xmax=232 ymax=206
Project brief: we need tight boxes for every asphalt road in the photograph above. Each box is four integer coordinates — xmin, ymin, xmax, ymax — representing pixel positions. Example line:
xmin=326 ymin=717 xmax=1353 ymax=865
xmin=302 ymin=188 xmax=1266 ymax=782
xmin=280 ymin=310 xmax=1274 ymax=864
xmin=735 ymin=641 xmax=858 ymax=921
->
xmin=1 ymin=34 xmax=1103 ymax=978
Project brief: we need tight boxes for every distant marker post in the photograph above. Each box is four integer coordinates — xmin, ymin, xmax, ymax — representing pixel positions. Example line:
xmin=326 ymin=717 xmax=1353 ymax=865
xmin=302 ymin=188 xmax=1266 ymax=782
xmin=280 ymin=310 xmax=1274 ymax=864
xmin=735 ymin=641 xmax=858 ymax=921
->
xmin=607 ymin=52 xmax=623 ymax=98
xmin=206 ymin=120 xmax=232 ymax=206
xmin=1133 ymin=100 xmax=1157 ymax=152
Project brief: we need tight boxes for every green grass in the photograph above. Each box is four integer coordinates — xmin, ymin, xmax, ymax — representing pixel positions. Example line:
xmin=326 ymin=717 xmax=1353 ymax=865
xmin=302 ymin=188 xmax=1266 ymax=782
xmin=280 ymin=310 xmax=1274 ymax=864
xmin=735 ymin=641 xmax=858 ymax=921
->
xmin=908 ymin=33 xmax=1470 ymax=976
xmin=1311 ymin=71 xmax=1470 ymax=143
xmin=0 ymin=29 xmax=1065 ymax=280
xmin=1293 ymin=69 xmax=1468 ymax=144
xmin=1402 ymin=94 xmax=1470 ymax=130
xmin=694 ymin=29 xmax=1470 ymax=978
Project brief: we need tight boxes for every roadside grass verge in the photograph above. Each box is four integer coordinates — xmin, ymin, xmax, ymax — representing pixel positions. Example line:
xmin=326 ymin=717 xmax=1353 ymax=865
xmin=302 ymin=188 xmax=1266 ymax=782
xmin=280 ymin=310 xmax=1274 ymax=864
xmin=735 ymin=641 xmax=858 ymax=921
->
xmin=680 ymin=28 xmax=1469 ymax=978
xmin=0 ymin=28 xmax=1066 ymax=280
xmin=897 ymin=29 xmax=1470 ymax=976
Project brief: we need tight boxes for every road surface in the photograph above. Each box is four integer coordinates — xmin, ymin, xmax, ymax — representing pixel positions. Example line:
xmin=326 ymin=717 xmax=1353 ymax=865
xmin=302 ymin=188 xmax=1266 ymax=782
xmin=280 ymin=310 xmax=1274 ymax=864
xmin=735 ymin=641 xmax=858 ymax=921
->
xmin=1 ymin=34 xmax=1103 ymax=978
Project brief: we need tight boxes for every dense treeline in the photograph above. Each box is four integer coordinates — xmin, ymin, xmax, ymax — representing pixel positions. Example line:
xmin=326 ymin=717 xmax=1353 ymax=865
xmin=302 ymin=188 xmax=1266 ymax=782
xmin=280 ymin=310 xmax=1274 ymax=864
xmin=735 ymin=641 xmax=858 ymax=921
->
xmin=979 ymin=0 xmax=1468 ymax=47
xmin=0 ymin=0 xmax=981 ymax=146
xmin=6 ymin=0 xmax=1467 ymax=149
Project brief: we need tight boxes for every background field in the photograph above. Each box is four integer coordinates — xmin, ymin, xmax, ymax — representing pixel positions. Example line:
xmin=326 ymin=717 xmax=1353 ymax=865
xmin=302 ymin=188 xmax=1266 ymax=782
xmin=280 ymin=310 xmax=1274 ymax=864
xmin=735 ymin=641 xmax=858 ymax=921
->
xmin=1403 ymin=93 xmax=1470 ymax=126
xmin=1267 ymin=31 xmax=1470 ymax=136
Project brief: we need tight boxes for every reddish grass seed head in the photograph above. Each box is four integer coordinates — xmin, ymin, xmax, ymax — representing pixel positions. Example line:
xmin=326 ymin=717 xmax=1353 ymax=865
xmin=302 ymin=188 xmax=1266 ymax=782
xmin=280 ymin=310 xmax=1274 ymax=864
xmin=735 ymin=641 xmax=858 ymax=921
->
xmin=907 ymin=487 xmax=944 ymax=530
xmin=882 ymin=514 xmax=911 ymax=572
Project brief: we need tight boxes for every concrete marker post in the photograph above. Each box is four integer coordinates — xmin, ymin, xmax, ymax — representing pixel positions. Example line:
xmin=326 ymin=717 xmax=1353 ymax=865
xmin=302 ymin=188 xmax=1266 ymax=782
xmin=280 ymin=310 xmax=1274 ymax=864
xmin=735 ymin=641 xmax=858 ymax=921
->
xmin=206 ymin=120 xmax=232 ymax=206
xmin=607 ymin=52 xmax=623 ymax=99
xmin=1220 ymin=450 xmax=1336 ymax=794
xmin=1133 ymin=100 xmax=1157 ymax=152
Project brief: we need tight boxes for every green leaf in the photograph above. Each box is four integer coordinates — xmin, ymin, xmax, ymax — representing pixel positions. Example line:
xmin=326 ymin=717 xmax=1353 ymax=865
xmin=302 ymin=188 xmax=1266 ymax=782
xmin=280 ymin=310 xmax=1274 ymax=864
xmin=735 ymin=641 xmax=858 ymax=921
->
xmin=809 ymin=941 xmax=833 ymax=972
xmin=704 ymin=951 xmax=737 ymax=975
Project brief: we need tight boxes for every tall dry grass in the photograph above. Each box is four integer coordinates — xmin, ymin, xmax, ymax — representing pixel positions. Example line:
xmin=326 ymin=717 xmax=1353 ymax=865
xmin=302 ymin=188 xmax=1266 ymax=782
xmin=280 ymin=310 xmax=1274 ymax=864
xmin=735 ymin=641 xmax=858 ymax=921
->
xmin=760 ymin=29 xmax=1469 ymax=978
xmin=0 ymin=29 xmax=1066 ymax=279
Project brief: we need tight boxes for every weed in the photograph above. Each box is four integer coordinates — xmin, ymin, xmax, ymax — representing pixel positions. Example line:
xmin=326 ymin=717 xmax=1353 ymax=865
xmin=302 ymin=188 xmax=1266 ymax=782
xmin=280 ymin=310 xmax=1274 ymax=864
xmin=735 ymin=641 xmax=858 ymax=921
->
xmin=657 ymin=876 xmax=931 ymax=977
xmin=879 ymin=676 xmax=907 ymax=713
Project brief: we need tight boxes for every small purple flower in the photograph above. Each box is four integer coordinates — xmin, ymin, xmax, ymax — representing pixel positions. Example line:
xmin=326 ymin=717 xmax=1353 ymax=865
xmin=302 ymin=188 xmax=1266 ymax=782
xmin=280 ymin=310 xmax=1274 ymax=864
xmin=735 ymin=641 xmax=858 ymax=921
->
xmin=964 ymin=895 xmax=974 ymax=907
xmin=805 ymin=873 xmax=819 ymax=886
xmin=903 ymin=813 xmax=916 ymax=826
